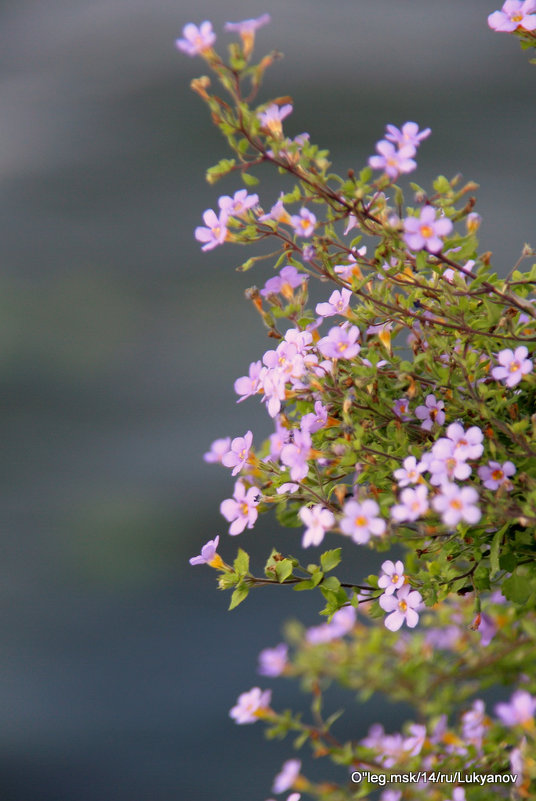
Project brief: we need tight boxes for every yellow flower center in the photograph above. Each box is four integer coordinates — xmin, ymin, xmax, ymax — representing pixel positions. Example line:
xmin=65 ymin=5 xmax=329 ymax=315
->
xmin=450 ymin=499 xmax=463 ymax=510
xmin=355 ymin=515 xmax=367 ymax=527
xmin=420 ymin=224 xmax=434 ymax=239
xmin=511 ymin=13 xmax=523 ymax=21
xmin=509 ymin=361 xmax=520 ymax=372
xmin=491 ymin=469 xmax=504 ymax=481
xmin=240 ymin=502 xmax=249 ymax=516
xmin=338 ymin=342 xmax=348 ymax=352
xmin=391 ymin=574 xmax=400 ymax=584
xmin=398 ymin=599 xmax=408 ymax=612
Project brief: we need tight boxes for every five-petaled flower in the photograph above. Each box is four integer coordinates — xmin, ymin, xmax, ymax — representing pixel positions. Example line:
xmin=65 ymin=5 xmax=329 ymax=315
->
xmin=380 ymin=585 xmax=422 ymax=631
xmin=258 ymin=103 xmax=293 ymax=137
xmin=176 ymin=21 xmax=216 ymax=56
xmin=220 ymin=480 xmax=259 ymax=535
xmin=491 ymin=346 xmax=533 ymax=387
xmin=478 ymin=460 xmax=516 ymax=490
xmin=195 ymin=208 xmax=228 ymax=251
xmin=299 ymin=504 xmax=335 ymax=547
xmin=222 ymin=430 xmax=254 ymax=475
xmin=378 ymin=560 xmax=405 ymax=595
xmin=229 ymin=686 xmax=272 ymax=724
xmin=432 ymin=482 xmax=481 ymax=527
xmin=189 ymin=536 xmax=223 ymax=567
xmin=403 ymin=206 xmax=453 ymax=253
xmin=340 ymin=498 xmax=386 ymax=544
xmin=488 ymin=0 xmax=536 ymax=31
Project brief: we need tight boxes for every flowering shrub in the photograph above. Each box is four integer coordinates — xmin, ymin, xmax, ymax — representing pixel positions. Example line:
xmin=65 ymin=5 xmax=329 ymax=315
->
xmin=180 ymin=11 xmax=536 ymax=799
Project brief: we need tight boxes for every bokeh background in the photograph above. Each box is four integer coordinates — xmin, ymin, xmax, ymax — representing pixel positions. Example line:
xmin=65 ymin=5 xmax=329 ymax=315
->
xmin=0 ymin=0 xmax=534 ymax=798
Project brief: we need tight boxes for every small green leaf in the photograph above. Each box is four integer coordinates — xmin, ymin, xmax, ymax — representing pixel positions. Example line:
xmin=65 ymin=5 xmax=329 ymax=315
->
xmin=233 ymin=548 xmax=250 ymax=576
xmin=242 ymin=172 xmax=259 ymax=186
xmin=275 ymin=559 xmax=294 ymax=583
xmin=320 ymin=548 xmax=342 ymax=573
xmin=229 ymin=584 xmax=249 ymax=610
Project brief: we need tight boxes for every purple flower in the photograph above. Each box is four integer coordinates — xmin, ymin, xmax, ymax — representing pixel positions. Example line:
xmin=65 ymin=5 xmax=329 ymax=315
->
xmin=461 ymin=699 xmax=487 ymax=750
xmin=220 ymin=481 xmax=259 ymax=535
xmin=492 ymin=346 xmax=533 ymax=387
xmin=432 ymin=482 xmax=481 ymax=527
xmin=488 ymin=0 xmax=536 ymax=31
xmin=194 ymin=208 xmax=228 ymax=251
xmin=446 ymin=789 xmax=466 ymax=801
xmin=189 ymin=536 xmax=222 ymax=566
xmin=258 ymin=193 xmax=292 ymax=224
xmin=428 ymin=439 xmax=472 ymax=486
xmin=203 ymin=437 xmax=231 ymax=464
xmin=403 ymin=206 xmax=453 ymax=253
xmin=393 ymin=397 xmax=411 ymax=420
xmin=340 ymin=498 xmax=386 ymax=544
xmin=380 ymin=584 xmax=422 ymax=631
xmin=229 ymin=687 xmax=272 ymax=724
xmin=272 ymin=759 xmax=301 ymax=793
xmin=315 ymin=288 xmax=352 ymax=317
xmin=391 ymin=485 xmax=429 ymax=522
xmin=317 ymin=324 xmax=360 ymax=360
xmin=477 ymin=612 xmax=497 ymax=647
xmin=234 ymin=361 xmax=264 ymax=402
xmin=258 ymin=103 xmax=293 ymax=137
xmin=218 ymin=189 xmax=259 ymax=217
xmin=222 ymin=430 xmax=253 ymax=475
xmin=290 ymin=207 xmax=317 ymax=238
xmin=306 ymin=606 xmax=356 ymax=643
xmin=444 ymin=422 xmax=484 ymax=461
xmin=299 ymin=504 xmax=335 ymax=547
xmin=495 ymin=689 xmax=536 ymax=727
xmin=280 ymin=429 xmax=312 ymax=482
xmin=176 ymin=21 xmax=216 ymax=56
xmin=258 ymin=643 xmax=288 ymax=677
xmin=368 ymin=140 xmax=416 ymax=179
xmin=260 ymin=265 xmax=306 ymax=297
xmin=415 ymin=394 xmax=445 ymax=430
xmin=478 ymin=460 xmax=516 ymax=490
xmin=384 ymin=121 xmax=431 ymax=151
xmin=301 ymin=401 xmax=328 ymax=434
xmin=225 ymin=13 xmax=271 ymax=35
xmin=378 ymin=560 xmax=405 ymax=595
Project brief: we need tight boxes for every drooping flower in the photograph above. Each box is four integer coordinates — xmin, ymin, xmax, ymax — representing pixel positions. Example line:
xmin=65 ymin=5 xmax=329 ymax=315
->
xmin=491 ymin=346 xmax=533 ymax=387
xmin=203 ymin=437 xmax=231 ymax=464
xmin=222 ymin=430 xmax=254 ymax=475
xmin=258 ymin=643 xmax=288 ymax=677
xmin=194 ymin=208 xmax=228 ymax=251
xmin=368 ymin=140 xmax=417 ymax=179
xmin=224 ymin=14 xmax=271 ymax=56
xmin=290 ymin=207 xmax=317 ymax=238
xmin=176 ymin=21 xmax=216 ymax=56
xmin=299 ymin=504 xmax=335 ymax=547
xmin=272 ymin=759 xmax=301 ymax=793
xmin=415 ymin=394 xmax=445 ymax=430
xmin=340 ymin=498 xmax=386 ymax=544
xmin=229 ymin=687 xmax=272 ymax=724
xmin=378 ymin=560 xmax=405 ymax=595
xmin=220 ymin=481 xmax=259 ymax=535
xmin=432 ymin=482 xmax=481 ymax=527
xmin=495 ymin=689 xmax=536 ymax=728
xmin=258 ymin=103 xmax=293 ymax=137
xmin=189 ymin=536 xmax=223 ymax=567
xmin=488 ymin=0 xmax=536 ymax=31
xmin=380 ymin=584 xmax=422 ymax=631
xmin=478 ymin=460 xmax=516 ymax=490
xmin=403 ymin=206 xmax=453 ymax=253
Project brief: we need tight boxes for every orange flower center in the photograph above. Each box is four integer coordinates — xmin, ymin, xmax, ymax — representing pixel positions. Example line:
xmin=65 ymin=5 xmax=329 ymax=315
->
xmin=420 ymin=224 xmax=434 ymax=239
xmin=491 ymin=469 xmax=504 ymax=481
xmin=355 ymin=515 xmax=367 ymax=527
xmin=398 ymin=600 xmax=408 ymax=612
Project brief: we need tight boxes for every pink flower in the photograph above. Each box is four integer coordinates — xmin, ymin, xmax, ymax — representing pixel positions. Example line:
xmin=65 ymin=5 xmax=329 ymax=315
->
xmin=234 ymin=361 xmax=264 ymax=402
xmin=272 ymin=759 xmax=301 ymax=793
xmin=218 ymin=189 xmax=259 ymax=217
xmin=488 ymin=0 xmax=536 ymax=31
xmin=306 ymin=606 xmax=356 ymax=643
xmin=189 ymin=536 xmax=221 ymax=566
xmin=280 ymin=429 xmax=312 ymax=482
xmin=317 ymin=324 xmax=360 ymax=360
xmin=340 ymin=498 xmax=386 ymax=544
xmin=403 ymin=206 xmax=453 ymax=253
xmin=415 ymin=394 xmax=445 ymax=430
xmin=224 ymin=13 xmax=271 ymax=35
xmin=258 ymin=103 xmax=293 ymax=137
xmin=203 ymin=437 xmax=231 ymax=464
xmin=301 ymin=401 xmax=328 ymax=434
xmin=495 ymin=689 xmax=536 ymax=727
xmin=299 ymin=504 xmax=335 ymax=547
xmin=478 ymin=460 xmax=516 ymax=490
xmin=369 ymin=140 xmax=416 ymax=179
xmin=258 ymin=193 xmax=292 ymax=224
xmin=220 ymin=480 xmax=259 ymax=535
xmin=492 ymin=346 xmax=533 ymax=387
xmin=258 ymin=643 xmax=288 ymax=677
xmin=444 ymin=422 xmax=484 ymax=460
xmin=378 ymin=560 xmax=405 ymax=595
xmin=290 ymin=207 xmax=317 ymax=238
xmin=222 ymin=430 xmax=254 ymax=475
xmin=194 ymin=208 xmax=228 ymax=251
xmin=393 ymin=455 xmax=425 ymax=486
xmin=229 ymin=687 xmax=272 ymax=724
xmin=384 ymin=121 xmax=431 ymax=151
xmin=315 ymin=288 xmax=352 ymax=317
xmin=260 ymin=265 xmax=306 ymax=297
xmin=432 ymin=482 xmax=481 ymax=527
xmin=380 ymin=585 xmax=422 ymax=631
xmin=176 ymin=21 xmax=216 ymax=56
xmin=428 ymin=439 xmax=472 ymax=486
xmin=461 ymin=699 xmax=487 ymax=750
xmin=391 ymin=485 xmax=429 ymax=522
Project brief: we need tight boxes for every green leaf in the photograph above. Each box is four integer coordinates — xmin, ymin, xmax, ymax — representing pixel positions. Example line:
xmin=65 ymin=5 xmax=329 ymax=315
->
xmin=242 ymin=172 xmax=259 ymax=186
xmin=233 ymin=548 xmax=250 ymax=576
xmin=229 ymin=584 xmax=249 ymax=610
xmin=275 ymin=559 xmax=294 ymax=583
xmin=489 ymin=525 xmax=506 ymax=577
xmin=502 ymin=569 xmax=532 ymax=604
xmin=320 ymin=548 xmax=342 ymax=573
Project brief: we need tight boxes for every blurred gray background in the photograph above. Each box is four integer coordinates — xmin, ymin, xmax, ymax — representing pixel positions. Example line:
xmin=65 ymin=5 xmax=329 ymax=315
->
xmin=0 ymin=0 xmax=534 ymax=799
